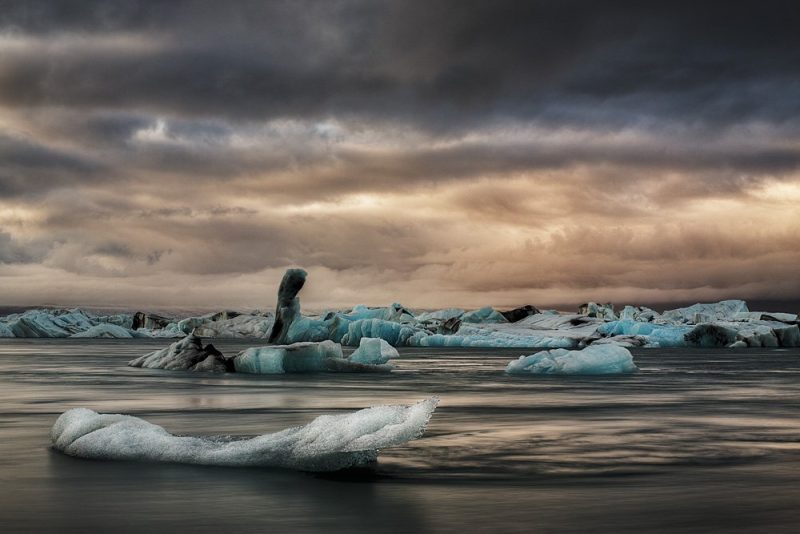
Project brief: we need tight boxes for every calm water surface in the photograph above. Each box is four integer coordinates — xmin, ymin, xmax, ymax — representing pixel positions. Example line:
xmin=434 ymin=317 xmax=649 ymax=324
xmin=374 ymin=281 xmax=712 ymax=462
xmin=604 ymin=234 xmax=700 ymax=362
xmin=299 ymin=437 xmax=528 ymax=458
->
xmin=1 ymin=339 xmax=800 ymax=533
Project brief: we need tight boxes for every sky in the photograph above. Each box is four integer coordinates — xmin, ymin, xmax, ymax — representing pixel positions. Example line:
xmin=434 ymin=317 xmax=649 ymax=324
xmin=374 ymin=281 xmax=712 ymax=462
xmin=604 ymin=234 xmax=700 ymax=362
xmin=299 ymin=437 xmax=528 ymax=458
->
xmin=0 ymin=0 xmax=799 ymax=312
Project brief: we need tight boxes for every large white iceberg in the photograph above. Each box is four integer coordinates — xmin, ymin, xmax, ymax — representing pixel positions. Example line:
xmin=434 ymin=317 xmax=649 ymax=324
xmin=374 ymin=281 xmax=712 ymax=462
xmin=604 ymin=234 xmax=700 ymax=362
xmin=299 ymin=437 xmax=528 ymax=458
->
xmin=51 ymin=398 xmax=439 ymax=472
xmin=506 ymin=345 xmax=638 ymax=375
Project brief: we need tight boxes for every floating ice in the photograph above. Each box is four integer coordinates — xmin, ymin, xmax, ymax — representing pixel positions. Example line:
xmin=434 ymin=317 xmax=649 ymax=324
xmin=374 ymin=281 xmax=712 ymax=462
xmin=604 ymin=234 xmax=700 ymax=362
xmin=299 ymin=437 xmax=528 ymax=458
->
xmin=269 ymin=268 xmax=307 ymax=344
xmin=506 ymin=345 xmax=638 ymax=375
xmin=661 ymin=300 xmax=749 ymax=324
xmin=340 ymin=319 xmax=421 ymax=347
xmin=234 ymin=340 xmax=342 ymax=374
xmin=71 ymin=324 xmax=145 ymax=338
xmin=0 ymin=322 xmax=13 ymax=338
xmin=349 ymin=337 xmax=399 ymax=365
xmin=51 ymin=398 xmax=439 ymax=472
xmin=128 ymin=334 xmax=230 ymax=372
xmin=461 ymin=306 xmax=508 ymax=324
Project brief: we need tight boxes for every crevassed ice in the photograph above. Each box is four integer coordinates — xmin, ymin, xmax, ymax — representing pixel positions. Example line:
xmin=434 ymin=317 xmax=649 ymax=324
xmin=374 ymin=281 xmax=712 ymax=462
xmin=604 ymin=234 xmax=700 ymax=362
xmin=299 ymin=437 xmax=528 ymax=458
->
xmin=506 ymin=344 xmax=639 ymax=375
xmin=51 ymin=398 xmax=439 ymax=472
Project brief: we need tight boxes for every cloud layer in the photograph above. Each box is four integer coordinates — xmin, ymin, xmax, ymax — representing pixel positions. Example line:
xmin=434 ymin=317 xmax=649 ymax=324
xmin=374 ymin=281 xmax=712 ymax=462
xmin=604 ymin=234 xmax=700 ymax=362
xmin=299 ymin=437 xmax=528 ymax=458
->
xmin=1 ymin=1 xmax=799 ymax=310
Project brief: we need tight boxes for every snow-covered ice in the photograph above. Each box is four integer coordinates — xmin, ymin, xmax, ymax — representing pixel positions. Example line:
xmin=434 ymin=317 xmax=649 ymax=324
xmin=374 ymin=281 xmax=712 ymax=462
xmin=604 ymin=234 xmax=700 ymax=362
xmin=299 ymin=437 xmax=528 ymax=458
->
xmin=51 ymin=398 xmax=439 ymax=472
xmin=506 ymin=345 xmax=639 ymax=375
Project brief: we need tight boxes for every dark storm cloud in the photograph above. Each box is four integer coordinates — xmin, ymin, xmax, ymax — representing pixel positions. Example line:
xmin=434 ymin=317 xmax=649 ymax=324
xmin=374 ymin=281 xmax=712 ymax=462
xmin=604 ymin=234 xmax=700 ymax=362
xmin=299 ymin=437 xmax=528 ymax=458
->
xmin=0 ymin=231 xmax=50 ymax=263
xmin=1 ymin=0 xmax=799 ymax=129
xmin=0 ymin=133 xmax=103 ymax=197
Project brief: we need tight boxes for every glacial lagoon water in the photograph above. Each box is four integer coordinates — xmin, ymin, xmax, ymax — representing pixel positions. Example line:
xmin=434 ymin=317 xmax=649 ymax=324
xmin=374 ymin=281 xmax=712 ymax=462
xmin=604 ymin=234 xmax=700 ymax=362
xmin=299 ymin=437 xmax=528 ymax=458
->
xmin=2 ymin=339 xmax=800 ymax=533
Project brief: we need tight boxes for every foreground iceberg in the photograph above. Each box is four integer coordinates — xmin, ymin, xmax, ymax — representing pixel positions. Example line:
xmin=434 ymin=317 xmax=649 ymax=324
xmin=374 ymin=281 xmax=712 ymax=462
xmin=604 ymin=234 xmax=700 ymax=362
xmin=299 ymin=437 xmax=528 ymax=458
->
xmin=506 ymin=345 xmax=638 ymax=375
xmin=51 ymin=398 xmax=439 ymax=472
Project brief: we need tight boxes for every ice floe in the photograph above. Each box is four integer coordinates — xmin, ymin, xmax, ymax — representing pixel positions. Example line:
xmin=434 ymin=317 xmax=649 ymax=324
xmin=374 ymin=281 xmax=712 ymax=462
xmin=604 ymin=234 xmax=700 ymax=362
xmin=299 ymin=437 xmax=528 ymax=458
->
xmin=128 ymin=334 xmax=231 ymax=372
xmin=51 ymin=398 xmax=439 ymax=472
xmin=506 ymin=345 xmax=639 ymax=375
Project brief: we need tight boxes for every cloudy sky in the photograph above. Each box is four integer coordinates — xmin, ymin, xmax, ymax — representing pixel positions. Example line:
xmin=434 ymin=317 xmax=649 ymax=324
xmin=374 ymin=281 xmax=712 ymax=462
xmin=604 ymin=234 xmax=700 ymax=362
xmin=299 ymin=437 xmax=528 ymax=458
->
xmin=0 ymin=0 xmax=798 ymax=312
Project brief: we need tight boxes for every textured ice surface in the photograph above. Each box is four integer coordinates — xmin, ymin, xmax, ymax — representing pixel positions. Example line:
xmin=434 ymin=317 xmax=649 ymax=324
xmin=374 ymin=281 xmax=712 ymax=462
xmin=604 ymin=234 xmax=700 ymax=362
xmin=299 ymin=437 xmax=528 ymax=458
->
xmin=506 ymin=345 xmax=638 ymax=375
xmin=51 ymin=398 xmax=439 ymax=472
xmin=128 ymin=334 xmax=228 ymax=372
xmin=661 ymin=300 xmax=749 ymax=324
xmin=461 ymin=306 xmax=508 ymax=324
xmin=0 ymin=322 xmax=13 ymax=337
xmin=233 ymin=340 xmax=343 ymax=374
xmin=2 ymin=295 xmax=797 ymax=349
xmin=71 ymin=324 xmax=144 ymax=338
xmin=340 ymin=319 xmax=422 ymax=346
xmin=349 ymin=337 xmax=398 ymax=365
xmin=415 ymin=308 xmax=465 ymax=322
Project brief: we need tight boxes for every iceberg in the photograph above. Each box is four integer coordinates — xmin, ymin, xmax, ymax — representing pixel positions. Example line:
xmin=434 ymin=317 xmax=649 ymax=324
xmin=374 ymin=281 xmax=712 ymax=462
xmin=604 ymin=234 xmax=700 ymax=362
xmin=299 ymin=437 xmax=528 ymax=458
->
xmin=578 ymin=302 xmax=617 ymax=320
xmin=340 ymin=318 xmax=422 ymax=347
xmin=269 ymin=268 xmax=307 ymax=344
xmin=461 ymin=306 xmax=508 ymax=324
xmin=684 ymin=323 xmax=739 ymax=347
xmin=661 ymin=300 xmax=749 ymax=324
xmin=499 ymin=304 xmax=541 ymax=323
xmin=128 ymin=334 xmax=231 ymax=372
xmin=349 ymin=337 xmax=399 ymax=365
xmin=71 ymin=324 xmax=146 ymax=339
xmin=506 ymin=345 xmax=638 ymax=375
xmin=234 ymin=340 xmax=341 ymax=374
xmin=3 ymin=309 xmax=96 ymax=337
xmin=233 ymin=340 xmax=393 ymax=374
xmin=51 ymin=398 xmax=439 ymax=472
xmin=0 ymin=322 xmax=13 ymax=338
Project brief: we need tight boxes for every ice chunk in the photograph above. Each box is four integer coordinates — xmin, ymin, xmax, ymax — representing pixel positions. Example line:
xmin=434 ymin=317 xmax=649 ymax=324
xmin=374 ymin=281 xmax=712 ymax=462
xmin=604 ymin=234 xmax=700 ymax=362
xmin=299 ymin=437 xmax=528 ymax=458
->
xmin=415 ymin=308 xmax=465 ymax=322
xmin=684 ymin=323 xmax=739 ymax=347
xmin=128 ymin=334 xmax=230 ymax=372
xmin=269 ymin=268 xmax=307 ymax=344
xmin=0 ymin=322 xmax=14 ymax=338
xmin=346 ymin=303 xmax=416 ymax=323
xmin=71 ymin=324 xmax=145 ymax=338
xmin=233 ymin=340 xmax=343 ymax=374
xmin=410 ymin=330 xmax=576 ymax=348
xmin=51 ymin=398 xmax=439 ymax=472
xmin=661 ymin=300 xmax=749 ymax=324
xmin=578 ymin=302 xmax=617 ymax=320
xmin=4 ymin=309 xmax=94 ymax=337
xmin=506 ymin=345 xmax=638 ymax=375
xmin=461 ymin=306 xmax=508 ymax=324
xmin=588 ymin=335 xmax=649 ymax=348
xmin=499 ymin=305 xmax=540 ymax=323
xmin=619 ymin=305 xmax=659 ymax=322
xmin=349 ymin=337 xmax=398 ymax=365
xmin=340 ymin=319 xmax=421 ymax=347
